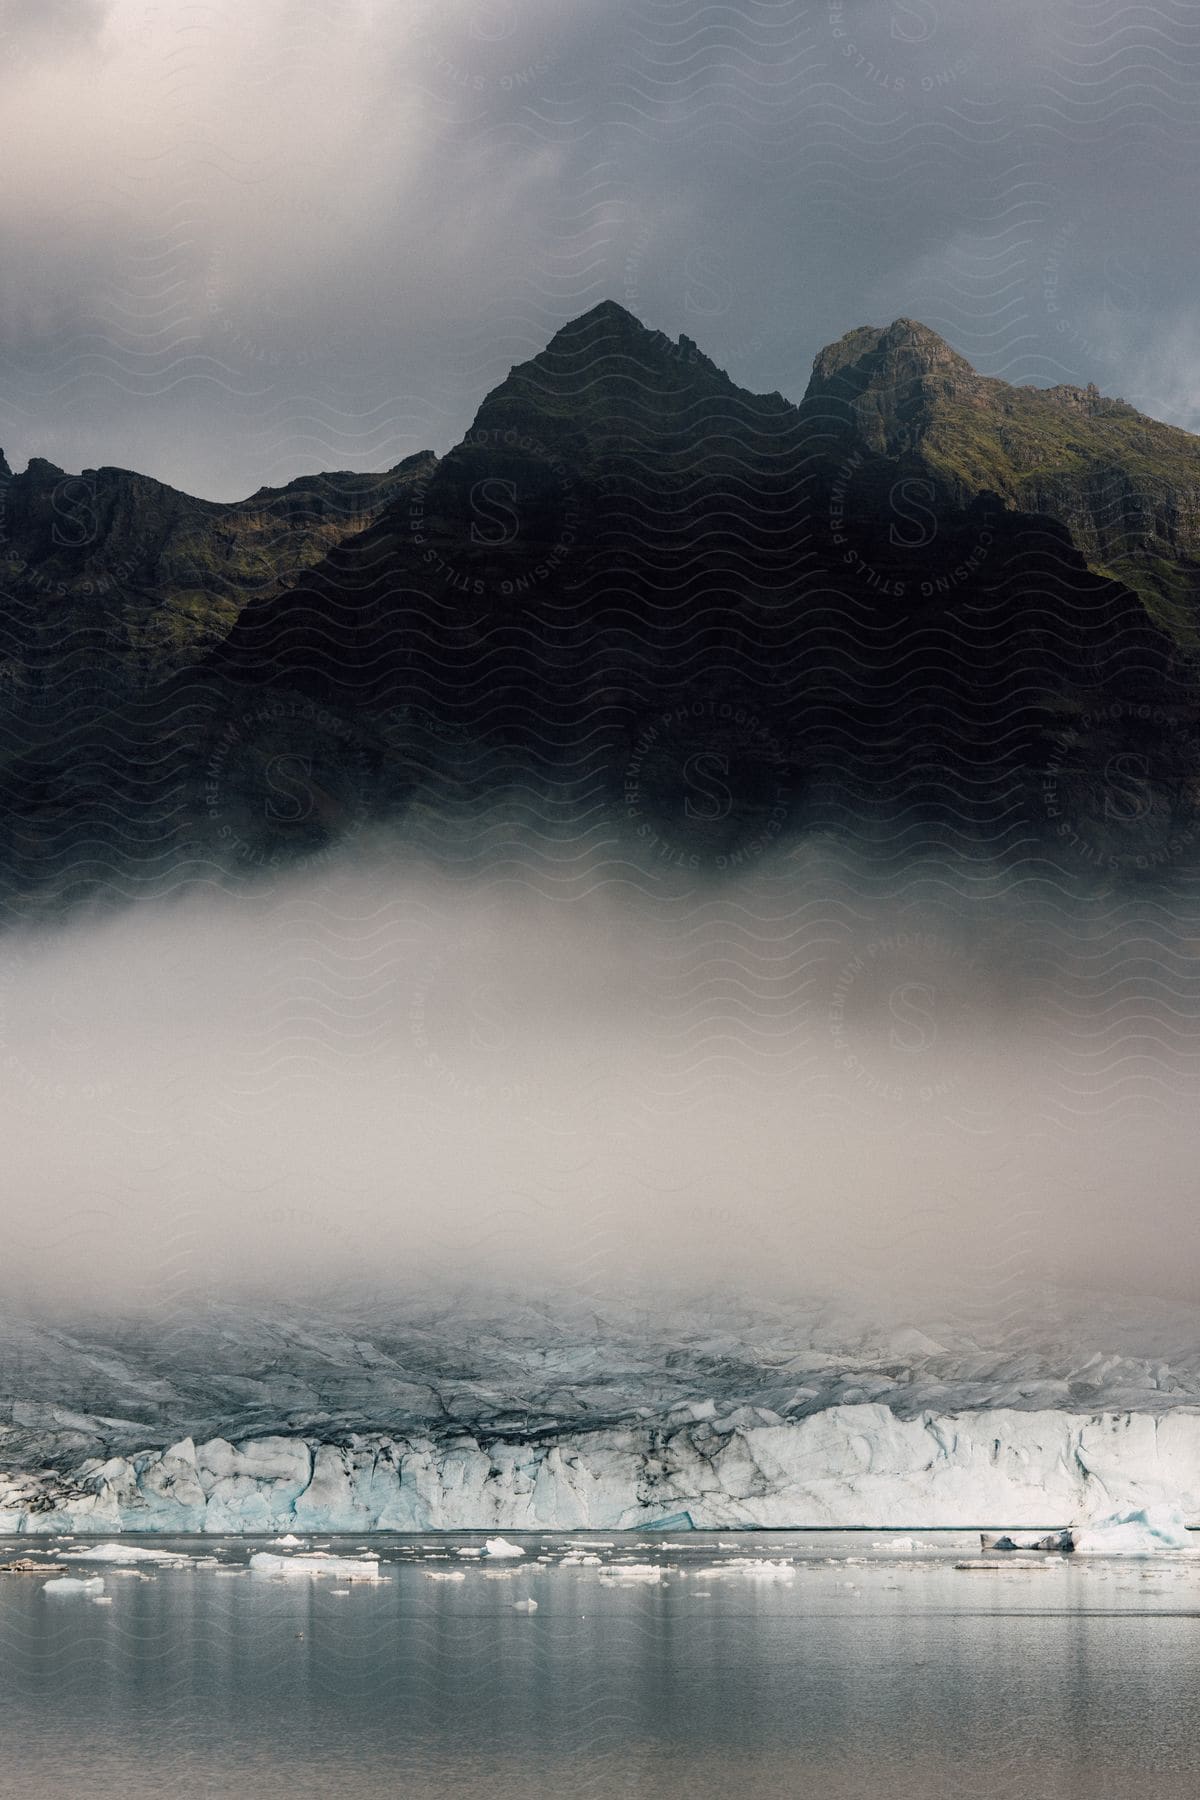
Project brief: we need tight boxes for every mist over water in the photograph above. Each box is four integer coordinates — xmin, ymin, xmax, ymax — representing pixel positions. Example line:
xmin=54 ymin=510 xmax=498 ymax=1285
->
xmin=3 ymin=835 xmax=1199 ymax=1333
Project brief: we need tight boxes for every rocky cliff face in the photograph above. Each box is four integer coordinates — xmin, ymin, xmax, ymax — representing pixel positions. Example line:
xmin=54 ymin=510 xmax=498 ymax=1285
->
xmin=802 ymin=317 xmax=1200 ymax=640
xmin=0 ymin=450 xmax=436 ymax=693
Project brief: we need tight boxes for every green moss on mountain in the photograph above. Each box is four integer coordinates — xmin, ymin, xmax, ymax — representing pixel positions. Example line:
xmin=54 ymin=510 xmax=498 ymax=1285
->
xmin=804 ymin=319 xmax=1200 ymax=644
xmin=0 ymin=451 xmax=437 ymax=691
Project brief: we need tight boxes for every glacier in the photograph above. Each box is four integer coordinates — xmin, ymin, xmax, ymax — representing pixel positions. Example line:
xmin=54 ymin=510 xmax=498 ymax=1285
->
xmin=3 ymin=1405 xmax=1200 ymax=1534
xmin=2 ymin=1292 xmax=1200 ymax=1533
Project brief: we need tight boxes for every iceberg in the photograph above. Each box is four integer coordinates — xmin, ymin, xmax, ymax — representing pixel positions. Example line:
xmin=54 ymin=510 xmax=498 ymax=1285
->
xmin=44 ymin=1575 xmax=105 ymax=1595
xmin=1068 ymin=1505 xmax=1194 ymax=1554
xmin=249 ymin=1551 xmax=381 ymax=1580
xmin=483 ymin=1537 xmax=525 ymax=1558
xmin=64 ymin=1542 xmax=183 ymax=1564
xmin=705 ymin=1558 xmax=795 ymax=1581
xmin=980 ymin=1530 xmax=1073 ymax=1553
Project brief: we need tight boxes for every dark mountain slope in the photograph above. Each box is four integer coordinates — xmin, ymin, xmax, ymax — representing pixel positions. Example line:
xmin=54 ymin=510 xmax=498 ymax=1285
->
xmin=0 ymin=304 xmax=1197 ymax=907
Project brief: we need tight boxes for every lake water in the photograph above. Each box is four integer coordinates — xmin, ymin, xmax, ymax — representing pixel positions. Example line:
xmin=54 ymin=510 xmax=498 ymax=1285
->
xmin=2 ymin=1530 xmax=1198 ymax=1798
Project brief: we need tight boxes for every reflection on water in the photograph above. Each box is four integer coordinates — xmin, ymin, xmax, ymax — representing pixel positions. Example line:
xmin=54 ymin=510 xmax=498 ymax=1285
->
xmin=1 ymin=1531 xmax=1198 ymax=1798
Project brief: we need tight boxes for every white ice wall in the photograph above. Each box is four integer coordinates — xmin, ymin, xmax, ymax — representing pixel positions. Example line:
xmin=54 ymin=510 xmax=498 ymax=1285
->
xmin=4 ymin=1403 xmax=1200 ymax=1533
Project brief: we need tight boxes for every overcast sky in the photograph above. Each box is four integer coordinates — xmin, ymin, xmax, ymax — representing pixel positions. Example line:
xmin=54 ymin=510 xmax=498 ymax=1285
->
xmin=1 ymin=0 xmax=1197 ymax=497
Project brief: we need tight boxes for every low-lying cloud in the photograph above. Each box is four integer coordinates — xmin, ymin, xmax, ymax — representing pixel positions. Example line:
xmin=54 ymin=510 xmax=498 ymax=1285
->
xmin=3 ymin=842 xmax=1198 ymax=1328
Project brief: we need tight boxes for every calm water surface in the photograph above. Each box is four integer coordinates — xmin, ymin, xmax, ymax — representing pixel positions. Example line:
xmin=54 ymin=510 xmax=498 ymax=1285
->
xmin=1 ymin=1530 xmax=1198 ymax=1798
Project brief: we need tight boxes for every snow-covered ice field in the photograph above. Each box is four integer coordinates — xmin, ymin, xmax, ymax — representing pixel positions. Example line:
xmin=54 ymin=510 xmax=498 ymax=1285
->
xmin=2 ymin=1529 xmax=1200 ymax=1798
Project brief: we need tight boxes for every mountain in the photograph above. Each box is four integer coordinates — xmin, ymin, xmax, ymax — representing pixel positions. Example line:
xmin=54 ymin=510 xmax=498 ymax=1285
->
xmin=207 ymin=300 xmax=1192 ymax=872
xmin=1 ymin=301 xmax=1198 ymax=907
xmin=802 ymin=316 xmax=1200 ymax=643
xmin=0 ymin=450 xmax=436 ymax=696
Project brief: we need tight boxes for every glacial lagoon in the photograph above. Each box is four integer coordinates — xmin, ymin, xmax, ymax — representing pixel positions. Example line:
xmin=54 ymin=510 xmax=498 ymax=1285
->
xmin=2 ymin=1530 xmax=1199 ymax=1798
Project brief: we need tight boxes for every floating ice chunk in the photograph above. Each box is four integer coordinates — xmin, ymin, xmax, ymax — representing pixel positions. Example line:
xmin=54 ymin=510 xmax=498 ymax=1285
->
xmin=65 ymin=1543 xmax=182 ymax=1564
xmin=483 ymin=1538 xmax=525 ymax=1559
xmin=871 ymin=1537 xmax=915 ymax=1552
xmin=1069 ymin=1506 xmax=1194 ymax=1555
xmin=44 ymin=1576 xmax=105 ymax=1595
xmin=709 ymin=1558 xmax=795 ymax=1582
xmin=457 ymin=1548 xmax=483 ymax=1558
xmin=249 ymin=1552 xmax=381 ymax=1580
xmin=980 ymin=1530 xmax=1072 ymax=1554
xmin=512 ymin=1598 xmax=538 ymax=1612
xmin=599 ymin=1563 xmax=664 ymax=1582
xmin=271 ymin=1534 xmax=304 ymax=1546
xmin=559 ymin=1552 xmax=602 ymax=1566
xmin=424 ymin=1569 xmax=466 ymax=1582
xmin=956 ymin=1559 xmax=1055 ymax=1572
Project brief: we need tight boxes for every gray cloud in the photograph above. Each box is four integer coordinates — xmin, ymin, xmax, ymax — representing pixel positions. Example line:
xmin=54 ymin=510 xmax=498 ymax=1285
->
xmin=3 ymin=846 xmax=1200 ymax=1322
xmin=0 ymin=0 xmax=1196 ymax=496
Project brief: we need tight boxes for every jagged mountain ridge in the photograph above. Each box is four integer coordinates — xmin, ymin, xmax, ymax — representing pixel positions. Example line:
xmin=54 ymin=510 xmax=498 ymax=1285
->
xmin=0 ymin=301 xmax=1198 ymax=903
xmin=0 ymin=449 xmax=437 ymax=694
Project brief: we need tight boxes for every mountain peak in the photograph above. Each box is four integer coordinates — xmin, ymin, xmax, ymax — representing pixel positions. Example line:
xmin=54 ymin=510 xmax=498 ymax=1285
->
xmin=465 ymin=297 xmax=771 ymax=464
xmin=535 ymin=298 xmax=677 ymax=369
xmin=24 ymin=455 xmax=67 ymax=482
xmin=568 ymin=298 xmax=646 ymax=330
xmin=806 ymin=317 xmax=975 ymax=402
